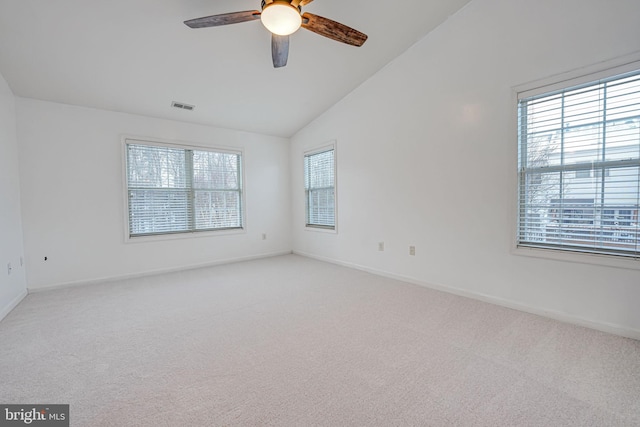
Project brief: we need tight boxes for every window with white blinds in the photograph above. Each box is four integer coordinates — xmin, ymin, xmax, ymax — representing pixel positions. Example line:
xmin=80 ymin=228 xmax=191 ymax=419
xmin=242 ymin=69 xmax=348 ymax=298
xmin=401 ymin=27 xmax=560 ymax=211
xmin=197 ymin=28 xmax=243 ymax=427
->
xmin=125 ymin=141 xmax=243 ymax=238
xmin=517 ymin=69 xmax=640 ymax=258
xmin=304 ymin=147 xmax=336 ymax=229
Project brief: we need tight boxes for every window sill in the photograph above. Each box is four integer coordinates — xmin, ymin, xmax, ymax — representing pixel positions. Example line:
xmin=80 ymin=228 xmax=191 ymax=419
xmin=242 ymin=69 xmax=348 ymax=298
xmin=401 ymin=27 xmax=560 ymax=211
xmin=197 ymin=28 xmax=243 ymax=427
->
xmin=125 ymin=227 xmax=246 ymax=244
xmin=512 ymin=244 xmax=640 ymax=271
xmin=305 ymin=225 xmax=337 ymax=234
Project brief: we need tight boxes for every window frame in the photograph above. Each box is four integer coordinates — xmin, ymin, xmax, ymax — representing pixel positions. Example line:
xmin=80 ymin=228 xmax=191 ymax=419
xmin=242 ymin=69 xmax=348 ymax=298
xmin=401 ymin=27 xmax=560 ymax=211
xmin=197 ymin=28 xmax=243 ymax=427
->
xmin=121 ymin=136 xmax=246 ymax=243
xmin=303 ymin=142 xmax=338 ymax=233
xmin=511 ymin=54 xmax=640 ymax=269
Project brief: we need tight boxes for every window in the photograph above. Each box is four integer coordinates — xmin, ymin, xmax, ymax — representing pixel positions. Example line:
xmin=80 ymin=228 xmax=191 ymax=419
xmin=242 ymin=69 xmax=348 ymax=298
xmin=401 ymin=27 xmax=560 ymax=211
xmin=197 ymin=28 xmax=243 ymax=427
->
xmin=517 ymin=68 xmax=640 ymax=258
xmin=304 ymin=146 xmax=336 ymax=229
xmin=125 ymin=139 xmax=243 ymax=238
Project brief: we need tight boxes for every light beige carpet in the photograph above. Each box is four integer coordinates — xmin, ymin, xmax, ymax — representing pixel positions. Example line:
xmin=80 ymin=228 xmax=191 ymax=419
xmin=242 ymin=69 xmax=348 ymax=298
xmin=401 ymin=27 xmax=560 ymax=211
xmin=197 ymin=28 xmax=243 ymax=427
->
xmin=1 ymin=254 xmax=639 ymax=426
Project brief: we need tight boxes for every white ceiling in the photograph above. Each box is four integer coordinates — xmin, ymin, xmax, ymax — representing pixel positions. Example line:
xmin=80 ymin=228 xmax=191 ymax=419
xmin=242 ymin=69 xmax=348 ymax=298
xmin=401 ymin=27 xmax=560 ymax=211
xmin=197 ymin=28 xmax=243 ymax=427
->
xmin=0 ymin=0 xmax=471 ymax=137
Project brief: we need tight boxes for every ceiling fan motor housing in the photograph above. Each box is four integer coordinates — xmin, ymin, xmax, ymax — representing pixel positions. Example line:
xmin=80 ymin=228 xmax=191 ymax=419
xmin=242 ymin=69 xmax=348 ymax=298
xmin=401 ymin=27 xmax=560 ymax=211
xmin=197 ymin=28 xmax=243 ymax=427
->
xmin=261 ymin=1 xmax=302 ymax=13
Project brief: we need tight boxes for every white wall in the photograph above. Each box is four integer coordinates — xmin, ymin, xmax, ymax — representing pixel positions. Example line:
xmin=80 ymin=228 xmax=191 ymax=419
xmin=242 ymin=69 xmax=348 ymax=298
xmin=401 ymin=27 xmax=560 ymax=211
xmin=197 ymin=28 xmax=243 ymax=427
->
xmin=291 ymin=0 xmax=640 ymax=337
xmin=0 ymin=71 xmax=27 ymax=318
xmin=17 ymin=99 xmax=291 ymax=290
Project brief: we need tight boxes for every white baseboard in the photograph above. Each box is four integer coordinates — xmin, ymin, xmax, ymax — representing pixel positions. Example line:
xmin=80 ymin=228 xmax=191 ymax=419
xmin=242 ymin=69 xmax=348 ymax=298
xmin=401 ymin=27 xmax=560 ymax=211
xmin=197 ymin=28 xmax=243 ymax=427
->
xmin=28 ymin=251 xmax=293 ymax=293
xmin=0 ymin=288 xmax=28 ymax=322
xmin=293 ymin=251 xmax=640 ymax=341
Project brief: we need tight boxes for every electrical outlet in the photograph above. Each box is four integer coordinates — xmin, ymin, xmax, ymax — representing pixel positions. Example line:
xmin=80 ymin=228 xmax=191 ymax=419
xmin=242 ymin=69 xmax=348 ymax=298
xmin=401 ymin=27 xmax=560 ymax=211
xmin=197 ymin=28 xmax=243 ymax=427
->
xmin=378 ymin=242 xmax=384 ymax=251
xmin=7 ymin=263 xmax=12 ymax=275
xmin=262 ymin=233 xmax=267 ymax=240
xmin=409 ymin=246 xmax=416 ymax=256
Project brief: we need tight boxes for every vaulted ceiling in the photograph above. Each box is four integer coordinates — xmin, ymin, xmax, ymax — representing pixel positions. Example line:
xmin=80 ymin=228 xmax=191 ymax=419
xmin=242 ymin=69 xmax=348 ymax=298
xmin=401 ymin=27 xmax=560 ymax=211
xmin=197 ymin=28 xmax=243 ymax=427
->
xmin=0 ymin=0 xmax=472 ymax=137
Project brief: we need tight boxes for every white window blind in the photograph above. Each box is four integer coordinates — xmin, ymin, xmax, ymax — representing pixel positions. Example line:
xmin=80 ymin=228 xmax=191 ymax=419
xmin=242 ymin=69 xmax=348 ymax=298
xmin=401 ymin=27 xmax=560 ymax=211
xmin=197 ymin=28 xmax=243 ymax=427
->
xmin=304 ymin=148 xmax=335 ymax=229
xmin=517 ymin=69 xmax=640 ymax=258
xmin=126 ymin=141 xmax=243 ymax=237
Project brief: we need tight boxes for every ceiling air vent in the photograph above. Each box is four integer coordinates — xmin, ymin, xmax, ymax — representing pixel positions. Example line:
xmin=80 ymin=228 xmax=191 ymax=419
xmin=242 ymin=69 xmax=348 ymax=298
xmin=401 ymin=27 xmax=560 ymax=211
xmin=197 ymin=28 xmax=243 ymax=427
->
xmin=171 ymin=101 xmax=195 ymax=111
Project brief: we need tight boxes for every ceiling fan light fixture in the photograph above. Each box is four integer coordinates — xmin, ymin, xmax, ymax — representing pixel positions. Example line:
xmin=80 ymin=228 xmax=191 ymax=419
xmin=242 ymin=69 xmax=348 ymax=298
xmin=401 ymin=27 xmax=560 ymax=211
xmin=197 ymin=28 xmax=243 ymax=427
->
xmin=261 ymin=2 xmax=302 ymax=36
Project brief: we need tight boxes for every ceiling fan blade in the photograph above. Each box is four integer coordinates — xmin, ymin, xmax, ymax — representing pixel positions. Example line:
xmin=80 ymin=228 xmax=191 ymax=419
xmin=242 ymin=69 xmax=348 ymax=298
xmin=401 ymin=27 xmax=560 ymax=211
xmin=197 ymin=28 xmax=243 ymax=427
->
xmin=301 ymin=13 xmax=367 ymax=47
xmin=184 ymin=10 xmax=261 ymax=28
xmin=272 ymin=34 xmax=290 ymax=68
xmin=299 ymin=0 xmax=314 ymax=5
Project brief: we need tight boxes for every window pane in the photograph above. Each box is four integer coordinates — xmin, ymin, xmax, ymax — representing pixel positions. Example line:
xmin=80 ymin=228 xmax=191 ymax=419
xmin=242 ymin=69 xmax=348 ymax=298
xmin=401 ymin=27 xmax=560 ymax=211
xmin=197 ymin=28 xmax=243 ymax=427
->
xmin=563 ymin=124 xmax=602 ymax=165
xmin=128 ymin=189 xmax=190 ymax=235
xmin=519 ymin=171 xmax=561 ymax=243
xmin=525 ymin=95 xmax=562 ymax=135
xmin=607 ymin=75 xmax=640 ymax=122
xmin=127 ymin=145 xmax=187 ymax=188
xmin=194 ymin=190 xmax=242 ymax=230
xmin=308 ymin=188 xmax=335 ymax=227
xmin=305 ymin=150 xmax=335 ymax=190
xmin=605 ymin=119 xmax=640 ymax=161
xmin=564 ymin=85 xmax=603 ymax=128
xmin=193 ymin=151 xmax=240 ymax=190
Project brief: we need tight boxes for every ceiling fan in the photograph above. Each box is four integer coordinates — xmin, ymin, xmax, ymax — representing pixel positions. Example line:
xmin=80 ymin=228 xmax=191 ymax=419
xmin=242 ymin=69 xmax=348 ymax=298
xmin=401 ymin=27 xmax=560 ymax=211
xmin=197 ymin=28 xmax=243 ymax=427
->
xmin=184 ymin=0 xmax=368 ymax=68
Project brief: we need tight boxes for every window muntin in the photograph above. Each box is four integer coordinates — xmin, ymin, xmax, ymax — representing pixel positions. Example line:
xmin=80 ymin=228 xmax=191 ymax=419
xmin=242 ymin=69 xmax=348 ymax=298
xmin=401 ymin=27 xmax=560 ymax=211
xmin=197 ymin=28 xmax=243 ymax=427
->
xmin=126 ymin=141 xmax=243 ymax=238
xmin=518 ymin=70 xmax=640 ymax=258
xmin=304 ymin=147 xmax=335 ymax=229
